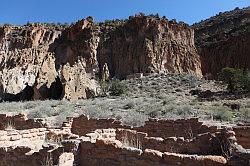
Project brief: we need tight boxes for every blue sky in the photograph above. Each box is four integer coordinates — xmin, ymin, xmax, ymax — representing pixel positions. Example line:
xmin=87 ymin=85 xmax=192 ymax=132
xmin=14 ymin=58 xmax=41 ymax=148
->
xmin=1 ymin=0 xmax=249 ymax=25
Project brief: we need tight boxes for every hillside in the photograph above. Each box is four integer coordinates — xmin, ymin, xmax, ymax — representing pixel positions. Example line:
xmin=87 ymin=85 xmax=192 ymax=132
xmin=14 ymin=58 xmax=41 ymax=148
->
xmin=193 ymin=7 xmax=250 ymax=77
xmin=0 ymin=73 xmax=249 ymax=127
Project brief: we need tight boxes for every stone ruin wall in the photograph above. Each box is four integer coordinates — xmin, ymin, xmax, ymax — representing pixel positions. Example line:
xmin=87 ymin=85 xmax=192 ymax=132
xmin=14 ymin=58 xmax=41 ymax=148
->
xmin=233 ymin=124 xmax=250 ymax=149
xmin=0 ymin=114 xmax=249 ymax=165
xmin=72 ymin=115 xmax=223 ymax=139
xmin=0 ymin=113 xmax=45 ymax=130
xmin=0 ymin=114 xmax=77 ymax=166
xmin=80 ymin=138 xmax=227 ymax=166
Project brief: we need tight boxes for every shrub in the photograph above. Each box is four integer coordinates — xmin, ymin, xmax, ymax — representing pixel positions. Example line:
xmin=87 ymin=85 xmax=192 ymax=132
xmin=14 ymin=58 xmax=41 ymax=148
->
xmin=148 ymin=110 xmax=160 ymax=118
xmin=86 ymin=16 xmax=94 ymax=23
xmin=5 ymin=121 xmax=15 ymax=130
xmin=135 ymin=12 xmax=145 ymax=17
xmin=109 ymin=80 xmax=128 ymax=96
xmin=123 ymin=102 xmax=135 ymax=109
xmin=27 ymin=105 xmax=53 ymax=118
xmin=99 ymin=80 xmax=109 ymax=96
xmin=129 ymin=16 xmax=134 ymax=20
xmin=119 ymin=112 xmax=148 ymax=127
xmin=176 ymin=105 xmax=193 ymax=118
xmin=245 ymin=74 xmax=250 ymax=91
xmin=239 ymin=108 xmax=250 ymax=122
xmin=218 ymin=67 xmax=250 ymax=92
xmin=26 ymin=21 xmax=32 ymax=26
xmin=212 ymin=107 xmax=234 ymax=122
xmin=24 ymin=101 xmax=38 ymax=109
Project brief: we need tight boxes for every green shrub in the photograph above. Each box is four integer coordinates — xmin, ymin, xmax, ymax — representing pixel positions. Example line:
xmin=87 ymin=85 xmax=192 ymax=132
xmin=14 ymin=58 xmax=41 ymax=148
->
xmin=23 ymin=102 xmax=38 ymax=109
xmin=109 ymin=80 xmax=128 ymax=96
xmin=99 ymin=80 xmax=109 ymax=96
xmin=27 ymin=106 xmax=53 ymax=118
xmin=245 ymin=76 xmax=250 ymax=92
xmin=239 ymin=108 xmax=250 ymax=122
xmin=218 ymin=67 xmax=250 ymax=92
xmin=212 ymin=107 xmax=234 ymax=122
xmin=99 ymin=79 xmax=128 ymax=97
xmin=148 ymin=110 xmax=160 ymax=118
xmin=86 ymin=16 xmax=94 ymax=23
xmin=123 ymin=102 xmax=135 ymax=109
xmin=176 ymin=105 xmax=193 ymax=118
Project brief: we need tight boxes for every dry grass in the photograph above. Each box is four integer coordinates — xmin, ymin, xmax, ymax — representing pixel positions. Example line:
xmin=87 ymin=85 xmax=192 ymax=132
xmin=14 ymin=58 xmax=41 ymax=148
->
xmin=0 ymin=73 xmax=249 ymax=127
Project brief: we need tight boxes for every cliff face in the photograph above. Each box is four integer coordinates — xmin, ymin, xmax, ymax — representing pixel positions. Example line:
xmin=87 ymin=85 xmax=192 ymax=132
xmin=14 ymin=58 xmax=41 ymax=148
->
xmin=0 ymin=25 xmax=60 ymax=100
xmin=49 ymin=19 xmax=100 ymax=100
xmin=0 ymin=15 xmax=202 ymax=101
xmin=98 ymin=16 xmax=202 ymax=79
xmin=193 ymin=7 xmax=250 ymax=78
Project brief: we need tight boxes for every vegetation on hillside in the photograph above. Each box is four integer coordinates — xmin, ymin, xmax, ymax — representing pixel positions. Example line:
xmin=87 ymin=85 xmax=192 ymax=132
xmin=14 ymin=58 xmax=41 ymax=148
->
xmin=218 ymin=67 xmax=250 ymax=93
xmin=100 ymin=80 xmax=128 ymax=96
xmin=0 ymin=73 xmax=249 ymax=127
xmin=193 ymin=7 xmax=250 ymax=46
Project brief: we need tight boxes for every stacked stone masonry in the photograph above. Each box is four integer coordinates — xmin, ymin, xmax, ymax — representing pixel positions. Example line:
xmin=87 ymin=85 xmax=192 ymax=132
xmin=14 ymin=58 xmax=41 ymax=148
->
xmin=0 ymin=114 xmax=249 ymax=165
xmin=233 ymin=124 xmax=250 ymax=149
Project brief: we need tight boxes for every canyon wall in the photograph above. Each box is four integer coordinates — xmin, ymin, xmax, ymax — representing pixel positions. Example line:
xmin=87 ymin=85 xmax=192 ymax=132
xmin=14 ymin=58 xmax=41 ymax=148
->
xmin=193 ymin=7 xmax=250 ymax=78
xmin=0 ymin=14 xmax=202 ymax=101
xmin=0 ymin=22 xmax=99 ymax=101
xmin=0 ymin=25 xmax=60 ymax=100
xmin=0 ymin=8 xmax=249 ymax=99
xmin=97 ymin=16 xmax=202 ymax=79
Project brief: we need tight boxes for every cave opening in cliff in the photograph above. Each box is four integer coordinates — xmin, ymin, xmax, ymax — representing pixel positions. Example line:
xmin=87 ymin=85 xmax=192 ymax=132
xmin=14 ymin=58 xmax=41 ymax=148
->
xmin=19 ymin=83 xmax=34 ymax=101
xmin=49 ymin=77 xmax=63 ymax=100
xmin=0 ymin=83 xmax=34 ymax=102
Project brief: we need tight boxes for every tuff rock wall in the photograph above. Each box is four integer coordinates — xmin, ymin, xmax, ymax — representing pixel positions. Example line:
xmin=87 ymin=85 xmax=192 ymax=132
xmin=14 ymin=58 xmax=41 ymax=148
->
xmin=0 ymin=15 xmax=202 ymax=101
xmin=193 ymin=7 xmax=250 ymax=78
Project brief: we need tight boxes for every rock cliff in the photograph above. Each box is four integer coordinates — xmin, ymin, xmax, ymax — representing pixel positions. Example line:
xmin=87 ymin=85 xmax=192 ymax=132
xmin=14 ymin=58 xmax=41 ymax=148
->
xmin=193 ymin=7 xmax=250 ymax=78
xmin=0 ymin=15 xmax=202 ymax=101
xmin=0 ymin=25 xmax=61 ymax=100
xmin=50 ymin=19 xmax=100 ymax=100
xmin=98 ymin=15 xmax=202 ymax=79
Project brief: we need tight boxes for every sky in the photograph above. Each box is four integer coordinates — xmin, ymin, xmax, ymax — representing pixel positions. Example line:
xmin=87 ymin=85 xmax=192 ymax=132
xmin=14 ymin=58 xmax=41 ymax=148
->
xmin=1 ymin=0 xmax=249 ymax=25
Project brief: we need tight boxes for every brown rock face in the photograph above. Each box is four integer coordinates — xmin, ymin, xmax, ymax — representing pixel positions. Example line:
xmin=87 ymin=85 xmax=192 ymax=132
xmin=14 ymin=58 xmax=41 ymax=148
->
xmin=193 ymin=7 xmax=250 ymax=78
xmin=50 ymin=19 xmax=100 ymax=100
xmin=98 ymin=16 xmax=202 ymax=79
xmin=0 ymin=22 xmax=99 ymax=101
xmin=0 ymin=25 xmax=60 ymax=100
xmin=0 ymin=15 xmax=202 ymax=101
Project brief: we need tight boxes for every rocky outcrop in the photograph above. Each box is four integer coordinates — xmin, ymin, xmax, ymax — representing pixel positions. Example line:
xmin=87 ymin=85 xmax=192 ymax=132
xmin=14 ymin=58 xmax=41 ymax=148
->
xmin=0 ymin=15 xmax=202 ymax=101
xmin=193 ymin=7 xmax=250 ymax=78
xmin=0 ymin=25 xmax=61 ymax=100
xmin=0 ymin=22 xmax=99 ymax=101
xmin=98 ymin=15 xmax=202 ymax=79
xmin=50 ymin=19 xmax=100 ymax=100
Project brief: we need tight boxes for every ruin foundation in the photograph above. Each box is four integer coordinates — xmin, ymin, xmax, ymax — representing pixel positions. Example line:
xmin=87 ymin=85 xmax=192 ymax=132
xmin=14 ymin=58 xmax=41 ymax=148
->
xmin=0 ymin=114 xmax=249 ymax=166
